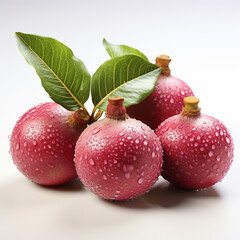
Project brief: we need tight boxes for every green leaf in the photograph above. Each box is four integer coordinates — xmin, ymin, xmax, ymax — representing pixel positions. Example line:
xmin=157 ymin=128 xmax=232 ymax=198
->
xmin=15 ymin=32 xmax=91 ymax=112
xmin=103 ymin=38 xmax=148 ymax=61
xmin=91 ymin=54 xmax=161 ymax=112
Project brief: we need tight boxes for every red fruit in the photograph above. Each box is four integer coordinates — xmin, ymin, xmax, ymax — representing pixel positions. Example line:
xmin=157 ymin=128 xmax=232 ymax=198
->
xmin=74 ymin=97 xmax=163 ymax=200
xmin=10 ymin=102 xmax=88 ymax=185
xmin=155 ymin=96 xmax=234 ymax=189
xmin=127 ymin=55 xmax=194 ymax=130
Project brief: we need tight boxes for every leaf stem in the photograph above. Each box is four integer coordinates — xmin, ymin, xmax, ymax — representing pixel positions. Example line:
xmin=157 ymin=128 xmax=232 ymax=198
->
xmin=89 ymin=107 xmax=103 ymax=124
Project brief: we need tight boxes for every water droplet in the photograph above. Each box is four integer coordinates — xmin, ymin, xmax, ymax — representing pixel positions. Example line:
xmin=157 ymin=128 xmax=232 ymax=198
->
xmin=135 ymin=139 xmax=139 ymax=144
xmin=48 ymin=145 xmax=51 ymax=149
xmin=200 ymin=147 xmax=204 ymax=152
xmin=119 ymin=132 xmax=124 ymax=136
xmin=190 ymin=137 xmax=194 ymax=142
xmin=125 ymin=173 xmax=130 ymax=179
xmin=194 ymin=142 xmax=198 ymax=147
xmin=127 ymin=136 xmax=132 ymax=140
xmin=216 ymin=156 xmax=221 ymax=162
xmin=103 ymin=175 xmax=107 ymax=180
xmin=215 ymin=132 xmax=219 ymax=137
xmin=89 ymin=158 xmax=95 ymax=166
xmin=143 ymin=140 xmax=148 ymax=146
xmin=69 ymin=144 xmax=73 ymax=148
xmin=123 ymin=164 xmax=134 ymax=173
xmin=92 ymin=128 xmax=100 ymax=135
xmin=15 ymin=143 xmax=20 ymax=151
xmin=47 ymin=163 xmax=54 ymax=168
xmin=141 ymin=126 xmax=145 ymax=131
xmin=170 ymin=98 xmax=174 ymax=103
xmin=213 ymin=164 xmax=217 ymax=170
xmin=24 ymin=142 xmax=27 ymax=147
xmin=152 ymin=151 xmax=155 ymax=158
xmin=138 ymin=177 xmax=144 ymax=184
xmin=103 ymin=160 xmax=107 ymax=165
xmin=208 ymin=151 xmax=213 ymax=157
xmin=226 ymin=137 xmax=230 ymax=144
xmin=133 ymin=156 xmax=137 ymax=161
xmin=33 ymin=140 xmax=37 ymax=146
xmin=161 ymin=125 xmax=169 ymax=132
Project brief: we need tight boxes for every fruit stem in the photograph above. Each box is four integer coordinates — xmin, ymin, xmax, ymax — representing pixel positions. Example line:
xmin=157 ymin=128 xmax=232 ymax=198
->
xmin=155 ymin=55 xmax=171 ymax=76
xmin=69 ymin=109 xmax=90 ymax=128
xmin=181 ymin=96 xmax=201 ymax=116
xmin=106 ymin=96 xmax=129 ymax=120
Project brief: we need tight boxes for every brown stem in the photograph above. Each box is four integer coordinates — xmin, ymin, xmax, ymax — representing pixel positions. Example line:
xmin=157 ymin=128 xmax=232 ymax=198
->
xmin=155 ymin=55 xmax=171 ymax=76
xmin=68 ymin=109 xmax=90 ymax=128
xmin=181 ymin=96 xmax=201 ymax=116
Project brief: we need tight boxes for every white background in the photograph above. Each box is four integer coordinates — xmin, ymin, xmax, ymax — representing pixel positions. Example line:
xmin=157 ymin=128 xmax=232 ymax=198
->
xmin=0 ymin=0 xmax=240 ymax=239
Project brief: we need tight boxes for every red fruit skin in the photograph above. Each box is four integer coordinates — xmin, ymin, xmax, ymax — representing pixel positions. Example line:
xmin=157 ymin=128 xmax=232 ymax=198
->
xmin=155 ymin=114 xmax=234 ymax=189
xmin=74 ymin=118 xmax=163 ymax=200
xmin=127 ymin=75 xmax=194 ymax=130
xmin=10 ymin=102 xmax=84 ymax=185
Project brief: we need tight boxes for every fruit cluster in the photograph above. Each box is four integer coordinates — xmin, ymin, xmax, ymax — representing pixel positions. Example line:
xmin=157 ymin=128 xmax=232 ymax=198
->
xmin=10 ymin=33 xmax=234 ymax=201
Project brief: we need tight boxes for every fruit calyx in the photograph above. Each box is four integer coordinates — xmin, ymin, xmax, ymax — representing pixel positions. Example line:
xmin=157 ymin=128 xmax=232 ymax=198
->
xmin=69 ymin=109 xmax=90 ymax=127
xmin=106 ymin=96 xmax=129 ymax=120
xmin=181 ymin=96 xmax=201 ymax=116
xmin=155 ymin=55 xmax=171 ymax=76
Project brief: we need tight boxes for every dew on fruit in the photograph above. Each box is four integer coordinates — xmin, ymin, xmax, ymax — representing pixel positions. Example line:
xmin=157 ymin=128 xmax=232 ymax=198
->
xmin=24 ymin=142 xmax=27 ymax=147
xmin=16 ymin=143 xmax=20 ymax=151
xmin=200 ymin=147 xmax=204 ymax=152
xmin=226 ymin=137 xmax=230 ymax=144
xmin=125 ymin=173 xmax=130 ymax=179
xmin=135 ymin=139 xmax=139 ymax=144
xmin=123 ymin=164 xmax=134 ymax=173
xmin=208 ymin=151 xmax=213 ymax=157
xmin=33 ymin=140 xmax=37 ymax=146
xmin=138 ymin=177 xmax=144 ymax=184
xmin=103 ymin=175 xmax=107 ymax=180
xmin=119 ymin=132 xmax=124 ymax=136
xmin=190 ymin=137 xmax=194 ymax=142
xmin=89 ymin=158 xmax=95 ymax=166
xmin=152 ymin=151 xmax=155 ymax=158
xmin=92 ymin=128 xmax=100 ymax=135
xmin=143 ymin=140 xmax=148 ymax=146
xmin=47 ymin=163 xmax=54 ymax=168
